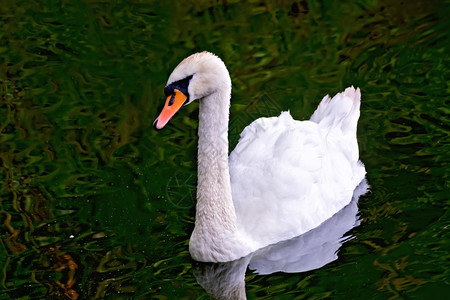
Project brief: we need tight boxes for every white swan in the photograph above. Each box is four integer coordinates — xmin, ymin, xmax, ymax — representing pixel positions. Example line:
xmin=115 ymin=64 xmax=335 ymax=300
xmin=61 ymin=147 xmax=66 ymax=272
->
xmin=154 ymin=51 xmax=366 ymax=262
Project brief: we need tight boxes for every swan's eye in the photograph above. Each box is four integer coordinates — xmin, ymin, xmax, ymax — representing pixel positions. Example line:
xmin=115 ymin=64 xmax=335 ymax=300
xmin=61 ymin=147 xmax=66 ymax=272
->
xmin=164 ymin=75 xmax=193 ymax=98
xmin=164 ymin=87 xmax=173 ymax=97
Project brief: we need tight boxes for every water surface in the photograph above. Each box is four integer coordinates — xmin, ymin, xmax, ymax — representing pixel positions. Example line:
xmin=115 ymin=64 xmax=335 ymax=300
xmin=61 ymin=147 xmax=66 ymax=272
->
xmin=1 ymin=0 xmax=449 ymax=299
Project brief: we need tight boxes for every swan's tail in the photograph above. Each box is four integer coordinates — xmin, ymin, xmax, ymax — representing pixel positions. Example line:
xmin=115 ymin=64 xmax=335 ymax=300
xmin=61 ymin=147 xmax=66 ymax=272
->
xmin=310 ymin=86 xmax=361 ymax=135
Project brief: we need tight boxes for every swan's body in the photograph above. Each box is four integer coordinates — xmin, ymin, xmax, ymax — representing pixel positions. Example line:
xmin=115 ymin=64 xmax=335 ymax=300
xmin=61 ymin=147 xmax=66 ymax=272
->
xmin=154 ymin=52 xmax=366 ymax=262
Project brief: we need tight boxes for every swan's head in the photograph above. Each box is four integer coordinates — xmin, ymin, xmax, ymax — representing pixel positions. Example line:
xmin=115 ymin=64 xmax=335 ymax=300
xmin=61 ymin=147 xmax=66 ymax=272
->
xmin=154 ymin=51 xmax=231 ymax=130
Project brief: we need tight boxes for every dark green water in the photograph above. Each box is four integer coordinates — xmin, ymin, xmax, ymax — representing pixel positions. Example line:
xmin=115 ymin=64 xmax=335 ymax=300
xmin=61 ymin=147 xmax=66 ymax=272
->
xmin=1 ymin=0 xmax=449 ymax=299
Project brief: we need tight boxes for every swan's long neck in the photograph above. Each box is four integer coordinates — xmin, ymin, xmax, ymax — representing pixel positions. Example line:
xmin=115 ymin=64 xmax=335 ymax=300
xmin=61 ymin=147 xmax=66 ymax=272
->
xmin=190 ymin=88 xmax=238 ymax=261
xmin=197 ymin=90 xmax=235 ymax=229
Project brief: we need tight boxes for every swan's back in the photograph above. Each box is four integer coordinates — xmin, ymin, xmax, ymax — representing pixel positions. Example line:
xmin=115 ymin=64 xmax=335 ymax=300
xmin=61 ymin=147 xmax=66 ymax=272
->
xmin=229 ymin=87 xmax=366 ymax=251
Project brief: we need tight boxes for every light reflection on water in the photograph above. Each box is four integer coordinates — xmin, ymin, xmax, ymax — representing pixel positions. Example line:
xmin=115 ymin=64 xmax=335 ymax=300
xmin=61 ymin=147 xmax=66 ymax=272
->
xmin=0 ymin=0 xmax=448 ymax=299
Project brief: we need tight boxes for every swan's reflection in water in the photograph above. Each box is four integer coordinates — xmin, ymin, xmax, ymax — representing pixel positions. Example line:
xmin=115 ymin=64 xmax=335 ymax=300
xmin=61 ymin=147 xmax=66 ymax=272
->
xmin=193 ymin=180 xmax=369 ymax=299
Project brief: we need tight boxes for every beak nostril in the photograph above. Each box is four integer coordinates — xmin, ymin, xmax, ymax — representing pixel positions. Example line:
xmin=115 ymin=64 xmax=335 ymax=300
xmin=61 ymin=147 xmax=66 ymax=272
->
xmin=168 ymin=94 xmax=176 ymax=106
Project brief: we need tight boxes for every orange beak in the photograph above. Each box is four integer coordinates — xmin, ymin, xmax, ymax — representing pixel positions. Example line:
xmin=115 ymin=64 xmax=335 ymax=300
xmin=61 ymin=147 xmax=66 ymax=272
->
xmin=153 ymin=89 xmax=188 ymax=130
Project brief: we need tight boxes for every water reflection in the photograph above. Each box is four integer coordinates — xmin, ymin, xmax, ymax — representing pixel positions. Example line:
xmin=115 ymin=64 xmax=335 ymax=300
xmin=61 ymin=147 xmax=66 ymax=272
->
xmin=194 ymin=180 xmax=369 ymax=299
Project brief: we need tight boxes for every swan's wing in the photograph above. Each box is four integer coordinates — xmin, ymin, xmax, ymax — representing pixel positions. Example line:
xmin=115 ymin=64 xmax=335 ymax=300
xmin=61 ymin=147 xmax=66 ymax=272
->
xmin=310 ymin=86 xmax=361 ymax=136
xmin=229 ymin=111 xmax=365 ymax=249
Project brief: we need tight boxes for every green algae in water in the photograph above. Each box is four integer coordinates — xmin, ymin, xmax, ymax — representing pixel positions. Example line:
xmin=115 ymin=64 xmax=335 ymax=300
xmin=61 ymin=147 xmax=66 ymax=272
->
xmin=1 ymin=0 xmax=449 ymax=299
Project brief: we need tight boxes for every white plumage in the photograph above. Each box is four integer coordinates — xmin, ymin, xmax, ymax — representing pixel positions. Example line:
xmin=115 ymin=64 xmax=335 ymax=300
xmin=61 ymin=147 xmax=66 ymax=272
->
xmin=154 ymin=51 xmax=366 ymax=262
